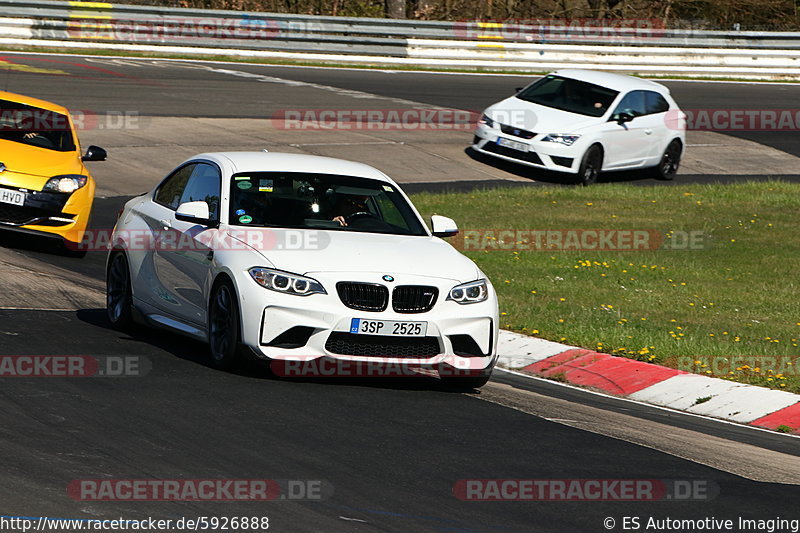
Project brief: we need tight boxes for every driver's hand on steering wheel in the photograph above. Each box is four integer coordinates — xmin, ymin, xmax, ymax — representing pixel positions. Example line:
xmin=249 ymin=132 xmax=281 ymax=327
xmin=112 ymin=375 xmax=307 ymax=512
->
xmin=23 ymin=132 xmax=39 ymax=139
xmin=333 ymin=215 xmax=347 ymax=227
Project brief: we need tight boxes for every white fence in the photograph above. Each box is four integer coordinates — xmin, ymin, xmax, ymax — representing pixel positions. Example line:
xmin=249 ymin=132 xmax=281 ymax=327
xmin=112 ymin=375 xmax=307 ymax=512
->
xmin=0 ymin=0 xmax=798 ymax=79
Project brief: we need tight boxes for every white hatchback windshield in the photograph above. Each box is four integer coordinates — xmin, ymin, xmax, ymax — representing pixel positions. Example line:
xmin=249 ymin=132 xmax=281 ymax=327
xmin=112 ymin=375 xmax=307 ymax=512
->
xmin=516 ymin=75 xmax=620 ymax=117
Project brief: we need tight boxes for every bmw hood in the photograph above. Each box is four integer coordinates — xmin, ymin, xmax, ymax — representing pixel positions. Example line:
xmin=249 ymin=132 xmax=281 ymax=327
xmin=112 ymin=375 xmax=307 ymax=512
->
xmin=227 ymin=229 xmax=480 ymax=283
xmin=484 ymin=97 xmax=604 ymax=134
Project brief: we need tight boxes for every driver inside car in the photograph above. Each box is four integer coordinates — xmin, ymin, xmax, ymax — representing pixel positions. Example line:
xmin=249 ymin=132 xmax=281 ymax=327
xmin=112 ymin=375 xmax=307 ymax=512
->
xmin=332 ymin=194 xmax=370 ymax=227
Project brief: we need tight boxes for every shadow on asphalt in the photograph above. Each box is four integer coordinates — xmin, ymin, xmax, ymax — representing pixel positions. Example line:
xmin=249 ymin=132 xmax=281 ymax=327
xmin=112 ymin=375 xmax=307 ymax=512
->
xmin=0 ymin=197 xmax=131 ymax=279
xmin=75 ymin=307 xmax=474 ymax=394
xmin=0 ymin=230 xmax=69 ymax=255
xmin=464 ymin=146 xmax=658 ymax=185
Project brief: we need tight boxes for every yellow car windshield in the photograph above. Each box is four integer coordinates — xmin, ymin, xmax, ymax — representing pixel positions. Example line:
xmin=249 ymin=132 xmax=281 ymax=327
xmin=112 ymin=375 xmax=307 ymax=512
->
xmin=0 ymin=99 xmax=76 ymax=152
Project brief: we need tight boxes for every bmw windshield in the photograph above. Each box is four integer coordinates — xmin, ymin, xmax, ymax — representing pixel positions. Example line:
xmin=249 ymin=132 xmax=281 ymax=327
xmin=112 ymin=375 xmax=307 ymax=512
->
xmin=229 ymin=172 xmax=427 ymax=236
xmin=516 ymin=75 xmax=619 ymax=117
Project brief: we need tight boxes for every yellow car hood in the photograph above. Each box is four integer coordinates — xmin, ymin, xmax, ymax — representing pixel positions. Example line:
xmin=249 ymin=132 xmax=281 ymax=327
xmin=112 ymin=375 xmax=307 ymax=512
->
xmin=0 ymin=139 xmax=85 ymax=189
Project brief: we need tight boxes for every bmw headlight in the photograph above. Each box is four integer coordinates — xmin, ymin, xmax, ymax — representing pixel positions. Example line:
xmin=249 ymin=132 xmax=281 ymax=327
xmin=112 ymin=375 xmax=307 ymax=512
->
xmin=43 ymin=175 xmax=88 ymax=194
xmin=249 ymin=267 xmax=326 ymax=296
xmin=541 ymin=134 xmax=581 ymax=146
xmin=447 ymin=279 xmax=488 ymax=305
xmin=478 ymin=114 xmax=495 ymax=128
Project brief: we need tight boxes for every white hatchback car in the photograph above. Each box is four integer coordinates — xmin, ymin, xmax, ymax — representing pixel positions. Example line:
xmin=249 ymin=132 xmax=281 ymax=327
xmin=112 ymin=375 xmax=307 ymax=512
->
xmin=473 ymin=69 xmax=686 ymax=185
xmin=106 ymin=152 xmax=499 ymax=388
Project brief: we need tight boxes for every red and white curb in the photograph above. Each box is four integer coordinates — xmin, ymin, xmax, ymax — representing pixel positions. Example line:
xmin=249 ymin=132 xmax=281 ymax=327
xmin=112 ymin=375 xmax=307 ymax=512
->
xmin=497 ymin=330 xmax=800 ymax=434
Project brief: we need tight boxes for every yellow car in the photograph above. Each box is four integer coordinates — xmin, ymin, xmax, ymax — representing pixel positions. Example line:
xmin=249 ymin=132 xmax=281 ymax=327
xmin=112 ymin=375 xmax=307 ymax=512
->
xmin=0 ymin=90 xmax=105 ymax=250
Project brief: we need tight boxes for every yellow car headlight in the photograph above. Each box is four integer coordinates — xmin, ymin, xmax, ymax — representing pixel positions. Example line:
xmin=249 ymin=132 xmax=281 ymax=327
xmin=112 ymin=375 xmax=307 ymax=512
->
xmin=43 ymin=175 xmax=88 ymax=194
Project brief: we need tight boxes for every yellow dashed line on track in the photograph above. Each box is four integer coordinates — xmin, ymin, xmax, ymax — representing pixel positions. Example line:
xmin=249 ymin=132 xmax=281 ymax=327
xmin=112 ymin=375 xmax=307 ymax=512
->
xmin=68 ymin=1 xmax=113 ymax=8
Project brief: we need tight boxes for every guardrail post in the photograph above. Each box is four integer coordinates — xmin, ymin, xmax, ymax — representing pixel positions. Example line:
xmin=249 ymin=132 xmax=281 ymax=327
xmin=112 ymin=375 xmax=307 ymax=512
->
xmin=387 ymin=0 xmax=406 ymax=19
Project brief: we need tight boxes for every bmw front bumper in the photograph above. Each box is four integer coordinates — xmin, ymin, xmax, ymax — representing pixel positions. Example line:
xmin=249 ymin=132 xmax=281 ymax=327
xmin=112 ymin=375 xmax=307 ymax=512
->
xmin=235 ymin=270 xmax=500 ymax=375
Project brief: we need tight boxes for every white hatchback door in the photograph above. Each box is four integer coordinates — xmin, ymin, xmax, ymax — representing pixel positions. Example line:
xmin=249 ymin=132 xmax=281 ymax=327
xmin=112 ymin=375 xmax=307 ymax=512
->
xmin=601 ymin=90 xmax=653 ymax=170
xmin=641 ymin=90 xmax=674 ymax=165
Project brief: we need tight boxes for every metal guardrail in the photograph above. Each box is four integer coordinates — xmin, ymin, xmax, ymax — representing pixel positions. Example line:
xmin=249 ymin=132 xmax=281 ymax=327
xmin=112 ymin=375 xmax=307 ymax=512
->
xmin=0 ymin=0 xmax=799 ymax=79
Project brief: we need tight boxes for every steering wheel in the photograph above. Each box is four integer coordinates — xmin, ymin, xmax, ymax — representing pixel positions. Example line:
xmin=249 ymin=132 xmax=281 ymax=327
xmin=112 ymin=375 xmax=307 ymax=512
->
xmin=344 ymin=211 xmax=374 ymax=224
xmin=25 ymin=134 xmax=56 ymax=150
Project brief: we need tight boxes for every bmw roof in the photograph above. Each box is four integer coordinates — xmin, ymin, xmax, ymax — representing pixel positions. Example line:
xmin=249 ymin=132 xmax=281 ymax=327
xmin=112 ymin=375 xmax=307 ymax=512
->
xmin=190 ymin=152 xmax=393 ymax=182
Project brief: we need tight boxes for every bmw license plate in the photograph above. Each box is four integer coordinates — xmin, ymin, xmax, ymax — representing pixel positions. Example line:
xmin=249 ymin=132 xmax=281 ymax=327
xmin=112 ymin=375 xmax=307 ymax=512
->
xmin=350 ymin=318 xmax=427 ymax=337
xmin=0 ymin=189 xmax=25 ymax=206
xmin=497 ymin=137 xmax=530 ymax=152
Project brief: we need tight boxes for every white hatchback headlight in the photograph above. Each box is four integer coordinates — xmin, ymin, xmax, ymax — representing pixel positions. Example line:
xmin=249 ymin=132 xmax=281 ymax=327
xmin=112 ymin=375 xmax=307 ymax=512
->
xmin=43 ymin=175 xmax=88 ymax=194
xmin=249 ymin=267 xmax=326 ymax=296
xmin=478 ymin=114 xmax=495 ymax=128
xmin=541 ymin=134 xmax=581 ymax=146
xmin=447 ymin=279 xmax=489 ymax=304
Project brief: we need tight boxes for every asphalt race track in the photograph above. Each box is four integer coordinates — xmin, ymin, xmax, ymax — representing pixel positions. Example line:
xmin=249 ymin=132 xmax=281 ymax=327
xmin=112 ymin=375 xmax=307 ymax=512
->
xmin=1 ymin=54 xmax=799 ymax=155
xmin=0 ymin=53 xmax=799 ymax=532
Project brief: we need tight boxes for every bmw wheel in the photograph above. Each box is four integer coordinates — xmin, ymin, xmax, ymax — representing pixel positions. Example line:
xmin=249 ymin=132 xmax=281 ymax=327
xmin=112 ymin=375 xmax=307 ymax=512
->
xmin=208 ymin=279 xmax=243 ymax=370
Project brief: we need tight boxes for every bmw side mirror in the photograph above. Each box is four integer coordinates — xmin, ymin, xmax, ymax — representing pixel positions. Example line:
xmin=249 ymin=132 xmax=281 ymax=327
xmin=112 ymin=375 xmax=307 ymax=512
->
xmin=176 ymin=201 xmax=215 ymax=226
xmin=616 ymin=112 xmax=634 ymax=125
xmin=431 ymin=215 xmax=458 ymax=238
xmin=82 ymin=145 xmax=107 ymax=162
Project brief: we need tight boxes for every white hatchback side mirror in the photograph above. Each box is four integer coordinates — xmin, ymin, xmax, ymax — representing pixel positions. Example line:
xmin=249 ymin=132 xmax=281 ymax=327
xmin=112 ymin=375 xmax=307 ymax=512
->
xmin=176 ymin=201 xmax=213 ymax=225
xmin=431 ymin=215 xmax=458 ymax=238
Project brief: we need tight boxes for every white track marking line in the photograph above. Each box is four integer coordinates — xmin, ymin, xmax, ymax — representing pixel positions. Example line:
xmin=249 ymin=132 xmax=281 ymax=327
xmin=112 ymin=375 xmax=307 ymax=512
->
xmin=493 ymin=367 xmax=800 ymax=440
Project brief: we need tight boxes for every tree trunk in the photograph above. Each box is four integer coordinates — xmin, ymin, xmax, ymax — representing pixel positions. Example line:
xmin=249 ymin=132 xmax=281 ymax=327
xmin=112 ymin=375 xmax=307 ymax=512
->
xmin=387 ymin=0 xmax=406 ymax=18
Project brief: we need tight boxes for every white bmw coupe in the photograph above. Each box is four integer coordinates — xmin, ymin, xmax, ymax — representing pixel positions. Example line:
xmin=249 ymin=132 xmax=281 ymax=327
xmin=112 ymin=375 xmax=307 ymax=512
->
xmin=106 ymin=152 xmax=499 ymax=388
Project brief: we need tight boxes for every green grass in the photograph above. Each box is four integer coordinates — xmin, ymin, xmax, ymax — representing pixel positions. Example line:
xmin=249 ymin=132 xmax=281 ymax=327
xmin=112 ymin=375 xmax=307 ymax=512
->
xmin=410 ymin=180 xmax=800 ymax=393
